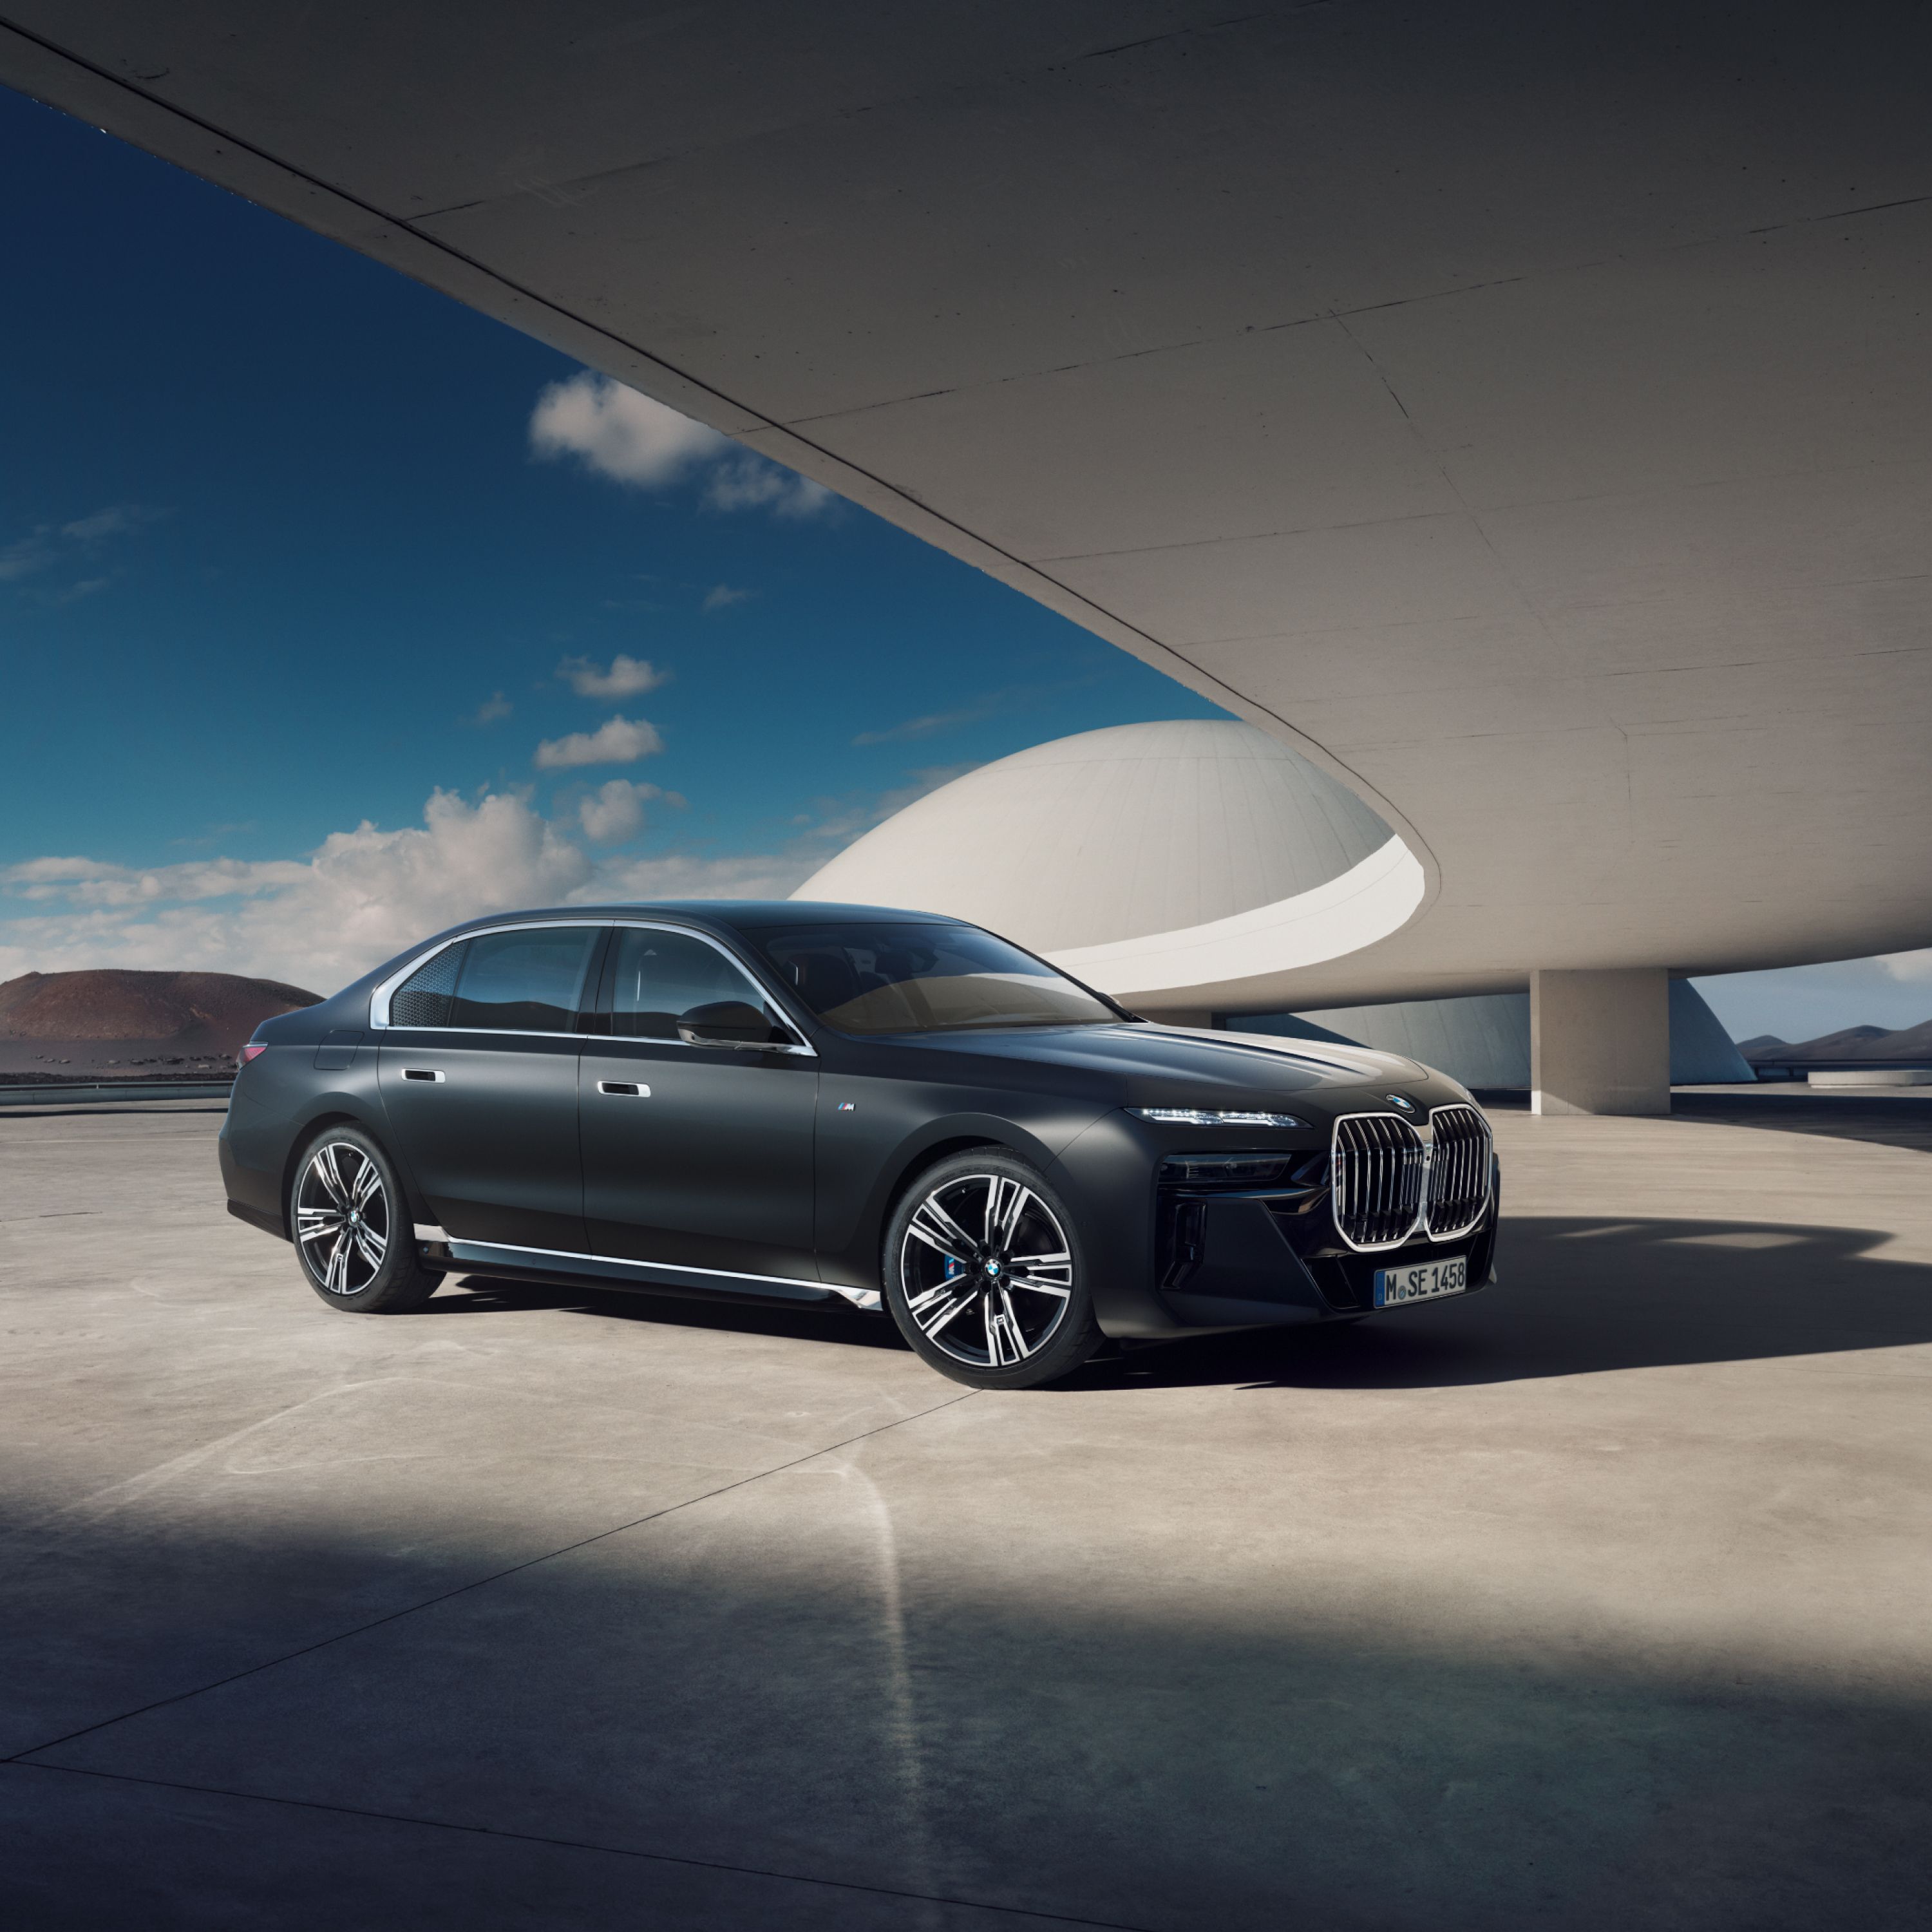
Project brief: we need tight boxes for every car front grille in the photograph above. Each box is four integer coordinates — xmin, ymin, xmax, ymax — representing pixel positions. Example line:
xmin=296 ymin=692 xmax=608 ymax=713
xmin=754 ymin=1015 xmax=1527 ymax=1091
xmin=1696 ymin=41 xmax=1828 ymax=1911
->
xmin=1332 ymin=1113 xmax=1427 ymax=1249
xmin=1331 ymin=1104 xmax=1493 ymax=1252
xmin=1423 ymin=1104 xmax=1492 ymax=1239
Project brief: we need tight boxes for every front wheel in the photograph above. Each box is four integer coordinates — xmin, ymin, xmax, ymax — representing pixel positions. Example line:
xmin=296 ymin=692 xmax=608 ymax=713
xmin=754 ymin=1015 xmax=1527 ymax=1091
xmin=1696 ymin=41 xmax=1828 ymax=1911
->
xmin=884 ymin=1150 xmax=1101 ymax=1389
xmin=290 ymin=1126 xmax=440 ymax=1314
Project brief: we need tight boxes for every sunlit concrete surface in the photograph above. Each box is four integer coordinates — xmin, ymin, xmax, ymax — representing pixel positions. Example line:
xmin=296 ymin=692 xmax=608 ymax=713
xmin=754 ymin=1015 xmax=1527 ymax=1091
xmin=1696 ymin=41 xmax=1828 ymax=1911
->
xmin=3 ymin=1099 xmax=1929 ymax=1929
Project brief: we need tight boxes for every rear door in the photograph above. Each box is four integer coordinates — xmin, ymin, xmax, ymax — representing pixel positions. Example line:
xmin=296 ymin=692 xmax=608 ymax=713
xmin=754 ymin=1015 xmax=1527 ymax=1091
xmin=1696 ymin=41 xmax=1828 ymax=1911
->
xmin=377 ymin=923 xmax=605 ymax=1253
xmin=578 ymin=923 xmax=819 ymax=1282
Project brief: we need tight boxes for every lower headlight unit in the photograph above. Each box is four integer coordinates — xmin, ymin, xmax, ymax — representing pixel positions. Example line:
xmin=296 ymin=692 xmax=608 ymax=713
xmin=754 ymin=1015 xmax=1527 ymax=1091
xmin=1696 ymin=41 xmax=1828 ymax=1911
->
xmin=1129 ymin=1107 xmax=1309 ymax=1128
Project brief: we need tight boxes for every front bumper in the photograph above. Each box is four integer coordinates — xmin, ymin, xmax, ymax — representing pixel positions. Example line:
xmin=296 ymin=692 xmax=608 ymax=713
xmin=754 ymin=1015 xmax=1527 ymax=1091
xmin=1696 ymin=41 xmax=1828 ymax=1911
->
xmin=1155 ymin=1170 xmax=1498 ymax=1330
xmin=1052 ymin=1110 xmax=1500 ymax=1338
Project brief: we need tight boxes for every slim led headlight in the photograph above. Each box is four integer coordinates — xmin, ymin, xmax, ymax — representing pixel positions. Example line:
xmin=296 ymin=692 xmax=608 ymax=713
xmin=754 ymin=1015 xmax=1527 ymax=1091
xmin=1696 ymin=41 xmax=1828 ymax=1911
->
xmin=1128 ymin=1107 xmax=1309 ymax=1128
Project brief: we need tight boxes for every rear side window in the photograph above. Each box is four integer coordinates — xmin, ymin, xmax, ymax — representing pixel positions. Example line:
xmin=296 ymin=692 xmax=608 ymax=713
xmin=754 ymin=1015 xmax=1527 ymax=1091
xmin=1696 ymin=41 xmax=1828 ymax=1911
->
xmin=389 ymin=942 xmax=468 ymax=1028
xmin=446 ymin=927 xmax=600 ymax=1032
xmin=607 ymin=928 xmax=775 ymax=1039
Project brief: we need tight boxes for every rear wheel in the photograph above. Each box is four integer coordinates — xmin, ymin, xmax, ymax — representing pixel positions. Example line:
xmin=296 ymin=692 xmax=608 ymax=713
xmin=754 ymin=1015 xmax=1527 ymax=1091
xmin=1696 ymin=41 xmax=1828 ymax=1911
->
xmin=290 ymin=1126 xmax=440 ymax=1314
xmin=884 ymin=1150 xmax=1101 ymax=1389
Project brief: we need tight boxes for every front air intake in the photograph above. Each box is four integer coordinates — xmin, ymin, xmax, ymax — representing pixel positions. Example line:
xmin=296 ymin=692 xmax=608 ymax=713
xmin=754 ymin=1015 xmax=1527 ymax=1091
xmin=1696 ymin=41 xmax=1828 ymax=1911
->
xmin=1331 ymin=1113 xmax=1426 ymax=1251
xmin=1331 ymin=1104 xmax=1494 ymax=1252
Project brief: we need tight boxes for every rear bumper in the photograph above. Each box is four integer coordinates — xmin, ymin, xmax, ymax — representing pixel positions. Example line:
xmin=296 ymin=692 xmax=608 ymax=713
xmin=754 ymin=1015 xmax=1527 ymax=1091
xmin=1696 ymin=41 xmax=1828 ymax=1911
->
xmin=225 ymin=1196 xmax=286 ymax=1239
xmin=218 ymin=1121 xmax=286 ymax=1238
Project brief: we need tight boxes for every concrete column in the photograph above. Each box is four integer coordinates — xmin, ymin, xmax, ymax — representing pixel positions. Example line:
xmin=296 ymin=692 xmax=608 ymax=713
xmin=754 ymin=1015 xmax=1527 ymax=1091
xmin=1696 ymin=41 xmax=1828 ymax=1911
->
xmin=1135 ymin=1007 xmax=1219 ymax=1028
xmin=1530 ymin=968 xmax=1670 ymax=1116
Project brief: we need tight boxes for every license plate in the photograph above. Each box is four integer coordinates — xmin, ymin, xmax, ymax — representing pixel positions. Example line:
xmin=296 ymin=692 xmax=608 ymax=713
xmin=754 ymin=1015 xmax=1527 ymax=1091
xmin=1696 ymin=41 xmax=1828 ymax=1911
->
xmin=1373 ymin=1255 xmax=1468 ymax=1308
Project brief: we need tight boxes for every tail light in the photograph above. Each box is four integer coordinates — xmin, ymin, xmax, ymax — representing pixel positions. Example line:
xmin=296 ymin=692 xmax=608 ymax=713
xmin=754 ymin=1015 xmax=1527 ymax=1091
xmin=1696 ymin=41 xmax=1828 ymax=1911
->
xmin=237 ymin=1043 xmax=267 ymax=1066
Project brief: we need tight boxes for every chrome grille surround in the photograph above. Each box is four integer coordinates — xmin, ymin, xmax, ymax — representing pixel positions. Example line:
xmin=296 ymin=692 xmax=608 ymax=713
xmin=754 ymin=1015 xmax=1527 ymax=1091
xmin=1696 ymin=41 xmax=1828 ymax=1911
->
xmin=1331 ymin=1113 xmax=1427 ymax=1251
xmin=1423 ymin=1103 xmax=1493 ymax=1240
xmin=1331 ymin=1104 xmax=1494 ymax=1253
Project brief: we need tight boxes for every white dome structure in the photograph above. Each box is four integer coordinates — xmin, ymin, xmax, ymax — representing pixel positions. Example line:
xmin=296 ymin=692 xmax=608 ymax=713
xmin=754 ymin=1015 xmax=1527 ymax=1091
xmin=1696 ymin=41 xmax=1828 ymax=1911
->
xmin=797 ymin=719 xmax=1756 ymax=1086
xmin=795 ymin=720 xmax=1425 ymax=1016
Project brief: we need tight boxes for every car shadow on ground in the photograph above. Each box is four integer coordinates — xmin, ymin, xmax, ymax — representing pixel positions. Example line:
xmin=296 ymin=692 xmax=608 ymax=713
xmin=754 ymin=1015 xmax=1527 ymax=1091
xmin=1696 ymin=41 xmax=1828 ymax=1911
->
xmin=1671 ymin=1089 xmax=1932 ymax=1155
xmin=1070 ymin=1211 xmax=1932 ymax=1392
xmin=421 ymin=1210 xmax=1932 ymax=1390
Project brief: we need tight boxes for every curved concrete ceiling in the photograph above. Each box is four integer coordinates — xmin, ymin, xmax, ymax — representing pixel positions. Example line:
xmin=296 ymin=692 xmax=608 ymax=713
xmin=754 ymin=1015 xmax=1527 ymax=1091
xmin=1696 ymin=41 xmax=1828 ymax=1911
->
xmin=6 ymin=3 xmax=1929 ymax=1005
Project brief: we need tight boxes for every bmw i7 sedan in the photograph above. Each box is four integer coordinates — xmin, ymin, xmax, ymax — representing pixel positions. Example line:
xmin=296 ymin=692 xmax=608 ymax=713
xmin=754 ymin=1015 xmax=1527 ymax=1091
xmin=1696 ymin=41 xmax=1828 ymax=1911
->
xmin=220 ymin=903 xmax=1499 ymax=1388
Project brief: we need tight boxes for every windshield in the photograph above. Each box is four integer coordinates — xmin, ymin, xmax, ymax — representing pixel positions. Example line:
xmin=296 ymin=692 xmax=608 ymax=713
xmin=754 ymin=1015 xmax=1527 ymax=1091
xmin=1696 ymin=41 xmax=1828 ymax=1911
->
xmin=754 ymin=922 xmax=1121 ymax=1036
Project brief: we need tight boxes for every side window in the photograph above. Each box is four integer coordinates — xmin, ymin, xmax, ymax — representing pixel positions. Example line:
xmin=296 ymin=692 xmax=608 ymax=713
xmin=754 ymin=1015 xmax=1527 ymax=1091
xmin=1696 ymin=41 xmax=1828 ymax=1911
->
xmin=445 ymin=927 xmax=599 ymax=1033
xmin=608 ymin=929 xmax=775 ymax=1040
xmin=389 ymin=941 xmax=469 ymax=1028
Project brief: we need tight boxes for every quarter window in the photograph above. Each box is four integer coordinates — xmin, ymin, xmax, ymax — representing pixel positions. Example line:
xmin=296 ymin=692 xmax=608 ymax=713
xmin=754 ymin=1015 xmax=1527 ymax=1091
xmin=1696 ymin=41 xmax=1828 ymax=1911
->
xmin=607 ymin=928 xmax=778 ymax=1039
xmin=437 ymin=926 xmax=599 ymax=1033
xmin=388 ymin=941 xmax=469 ymax=1028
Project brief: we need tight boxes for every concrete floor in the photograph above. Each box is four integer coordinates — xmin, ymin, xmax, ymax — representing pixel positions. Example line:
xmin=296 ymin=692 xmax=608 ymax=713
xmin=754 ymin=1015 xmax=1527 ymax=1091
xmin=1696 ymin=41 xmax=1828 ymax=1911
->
xmin=1 ymin=1099 xmax=1927 ymax=1931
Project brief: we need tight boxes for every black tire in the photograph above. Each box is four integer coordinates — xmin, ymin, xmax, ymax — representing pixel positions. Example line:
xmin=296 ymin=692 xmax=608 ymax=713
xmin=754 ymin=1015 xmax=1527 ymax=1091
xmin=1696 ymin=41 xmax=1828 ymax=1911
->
xmin=288 ymin=1124 xmax=440 ymax=1314
xmin=883 ymin=1148 xmax=1102 ymax=1390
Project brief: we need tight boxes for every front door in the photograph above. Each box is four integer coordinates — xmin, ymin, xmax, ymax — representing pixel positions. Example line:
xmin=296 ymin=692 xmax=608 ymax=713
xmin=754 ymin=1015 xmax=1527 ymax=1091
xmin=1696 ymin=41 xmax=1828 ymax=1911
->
xmin=579 ymin=923 xmax=818 ymax=1282
xmin=377 ymin=923 xmax=604 ymax=1253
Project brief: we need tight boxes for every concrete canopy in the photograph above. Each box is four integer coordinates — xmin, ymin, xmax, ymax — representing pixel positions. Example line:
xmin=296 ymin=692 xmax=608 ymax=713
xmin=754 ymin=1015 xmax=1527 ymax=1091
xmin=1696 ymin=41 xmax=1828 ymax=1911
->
xmin=6 ymin=3 xmax=1930 ymax=1005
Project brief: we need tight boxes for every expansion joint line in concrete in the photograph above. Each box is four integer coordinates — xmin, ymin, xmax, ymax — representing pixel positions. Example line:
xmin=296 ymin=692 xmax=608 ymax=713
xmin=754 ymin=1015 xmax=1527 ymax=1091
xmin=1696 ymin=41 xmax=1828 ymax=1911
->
xmin=3 ymin=1761 xmax=1159 ymax=1932
xmin=4 ymin=1390 xmax=981 ymax=1766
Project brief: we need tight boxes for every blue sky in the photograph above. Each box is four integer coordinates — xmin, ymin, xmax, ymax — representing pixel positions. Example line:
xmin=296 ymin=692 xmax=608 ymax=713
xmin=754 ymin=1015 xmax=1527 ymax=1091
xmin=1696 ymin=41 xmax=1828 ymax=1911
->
xmin=1 ymin=84 xmax=1924 ymax=1041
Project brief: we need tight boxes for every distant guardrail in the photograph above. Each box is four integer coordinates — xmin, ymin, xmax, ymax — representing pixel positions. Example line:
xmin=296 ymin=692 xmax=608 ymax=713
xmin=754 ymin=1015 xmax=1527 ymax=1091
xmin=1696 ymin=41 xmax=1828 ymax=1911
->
xmin=0 ymin=1081 xmax=233 ymax=1106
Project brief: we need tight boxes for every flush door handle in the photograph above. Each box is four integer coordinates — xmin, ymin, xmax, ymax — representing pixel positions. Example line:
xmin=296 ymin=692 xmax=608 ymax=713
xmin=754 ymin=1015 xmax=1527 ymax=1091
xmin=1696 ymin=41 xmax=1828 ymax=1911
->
xmin=402 ymin=1068 xmax=444 ymax=1082
xmin=598 ymin=1081 xmax=650 ymax=1097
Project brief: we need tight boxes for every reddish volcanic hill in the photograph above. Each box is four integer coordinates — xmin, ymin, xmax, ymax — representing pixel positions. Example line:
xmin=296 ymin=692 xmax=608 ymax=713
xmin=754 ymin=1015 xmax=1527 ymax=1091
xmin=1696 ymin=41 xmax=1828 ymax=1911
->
xmin=0 ymin=970 xmax=321 ymax=1052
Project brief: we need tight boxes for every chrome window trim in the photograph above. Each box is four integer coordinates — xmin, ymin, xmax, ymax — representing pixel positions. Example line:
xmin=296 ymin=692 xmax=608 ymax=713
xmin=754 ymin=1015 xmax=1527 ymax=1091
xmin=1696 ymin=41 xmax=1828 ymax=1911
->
xmin=369 ymin=917 xmax=817 ymax=1058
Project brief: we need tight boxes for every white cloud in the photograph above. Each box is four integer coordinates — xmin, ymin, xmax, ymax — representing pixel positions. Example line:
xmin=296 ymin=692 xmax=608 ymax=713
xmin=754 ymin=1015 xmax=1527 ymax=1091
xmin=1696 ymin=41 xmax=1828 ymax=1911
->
xmin=702 ymin=583 xmax=754 ymax=612
xmin=529 ymin=372 xmax=834 ymax=518
xmin=3 ymin=853 xmax=308 ymax=908
xmin=466 ymin=690 xmax=513 ymax=725
xmin=0 ymin=791 xmax=594 ymax=989
xmin=1 ymin=504 xmax=162 ymax=585
xmin=533 ymin=714 xmax=664 ymax=770
xmin=0 ymin=772 xmax=952 ymax=994
xmin=578 ymin=779 xmax=660 ymax=844
xmin=557 ymin=652 xmax=669 ymax=699
xmin=61 ymin=507 xmax=146 ymax=541
xmin=1879 ymin=949 xmax=1932 ymax=982
xmin=587 ymin=850 xmax=813 ymax=904
xmin=704 ymin=455 xmax=833 ymax=519
xmin=529 ymin=374 xmax=726 ymax=486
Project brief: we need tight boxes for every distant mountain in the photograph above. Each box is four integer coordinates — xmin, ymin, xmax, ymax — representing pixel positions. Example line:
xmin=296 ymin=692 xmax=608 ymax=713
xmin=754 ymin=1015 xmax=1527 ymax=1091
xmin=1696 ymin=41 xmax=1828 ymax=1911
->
xmin=0 ymin=970 xmax=320 ymax=1052
xmin=1741 ymin=1019 xmax=1932 ymax=1066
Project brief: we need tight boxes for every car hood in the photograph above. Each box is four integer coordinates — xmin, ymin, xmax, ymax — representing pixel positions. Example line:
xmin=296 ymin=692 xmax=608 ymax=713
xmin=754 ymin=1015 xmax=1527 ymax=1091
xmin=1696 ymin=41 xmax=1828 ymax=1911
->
xmin=884 ymin=1021 xmax=1436 ymax=1101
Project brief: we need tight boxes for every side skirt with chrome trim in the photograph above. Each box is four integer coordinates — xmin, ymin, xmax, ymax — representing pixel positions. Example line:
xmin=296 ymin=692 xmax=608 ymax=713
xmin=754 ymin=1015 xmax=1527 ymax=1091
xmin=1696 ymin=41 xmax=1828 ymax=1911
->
xmin=425 ymin=1236 xmax=884 ymax=1313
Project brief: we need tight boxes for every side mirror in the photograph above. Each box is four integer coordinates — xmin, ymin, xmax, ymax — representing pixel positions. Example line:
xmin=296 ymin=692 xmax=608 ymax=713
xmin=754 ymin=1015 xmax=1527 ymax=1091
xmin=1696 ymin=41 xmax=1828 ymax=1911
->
xmin=677 ymin=999 xmax=790 ymax=1048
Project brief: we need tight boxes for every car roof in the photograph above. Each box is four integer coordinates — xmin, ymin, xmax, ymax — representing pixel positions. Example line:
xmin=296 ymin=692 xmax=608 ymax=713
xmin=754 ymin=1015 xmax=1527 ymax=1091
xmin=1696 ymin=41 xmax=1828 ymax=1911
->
xmin=445 ymin=900 xmax=960 ymax=935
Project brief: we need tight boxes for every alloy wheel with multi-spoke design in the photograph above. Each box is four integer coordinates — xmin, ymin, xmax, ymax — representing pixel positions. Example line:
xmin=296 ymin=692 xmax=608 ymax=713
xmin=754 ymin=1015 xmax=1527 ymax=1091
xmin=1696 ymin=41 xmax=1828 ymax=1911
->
xmin=295 ymin=1139 xmax=391 ymax=1295
xmin=898 ymin=1171 xmax=1075 ymax=1371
